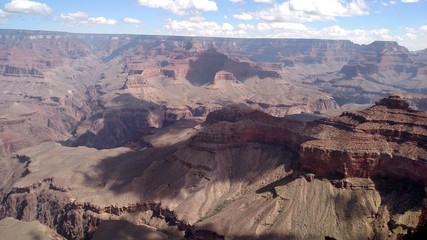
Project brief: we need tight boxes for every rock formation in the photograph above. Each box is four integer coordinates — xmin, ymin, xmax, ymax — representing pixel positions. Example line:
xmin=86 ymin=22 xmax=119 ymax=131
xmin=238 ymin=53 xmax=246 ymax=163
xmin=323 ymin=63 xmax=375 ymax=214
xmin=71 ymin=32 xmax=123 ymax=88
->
xmin=213 ymin=71 xmax=237 ymax=82
xmin=0 ymin=28 xmax=427 ymax=239
xmin=0 ymin=65 xmax=44 ymax=78
xmin=306 ymin=41 xmax=426 ymax=105
xmin=0 ymin=96 xmax=426 ymax=239
xmin=300 ymin=95 xmax=427 ymax=185
xmin=3 ymin=29 xmax=427 ymax=154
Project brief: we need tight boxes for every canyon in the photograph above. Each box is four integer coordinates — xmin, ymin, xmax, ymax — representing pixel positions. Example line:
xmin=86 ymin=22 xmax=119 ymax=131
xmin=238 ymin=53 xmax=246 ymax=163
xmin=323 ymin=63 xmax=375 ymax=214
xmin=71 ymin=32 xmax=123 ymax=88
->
xmin=0 ymin=29 xmax=426 ymax=239
xmin=0 ymin=30 xmax=426 ymax=154
xmin=1 ymin=95 xmax=426 ymax=239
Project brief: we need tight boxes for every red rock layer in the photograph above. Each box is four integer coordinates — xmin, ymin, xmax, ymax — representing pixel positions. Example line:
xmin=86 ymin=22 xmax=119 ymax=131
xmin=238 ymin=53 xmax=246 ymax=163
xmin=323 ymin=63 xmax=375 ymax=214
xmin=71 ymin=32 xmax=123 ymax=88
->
xmin=300 ymin=95 xmax=427 ymax=184
xmin=192 ymin=95 xmax=427 ymax=185
xmin=189 ymin=105 xmax=311 ymax=151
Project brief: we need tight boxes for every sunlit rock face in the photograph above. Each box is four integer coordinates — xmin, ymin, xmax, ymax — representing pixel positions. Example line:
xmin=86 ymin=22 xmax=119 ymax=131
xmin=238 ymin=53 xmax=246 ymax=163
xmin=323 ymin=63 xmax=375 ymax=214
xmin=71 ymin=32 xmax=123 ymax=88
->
xmin=300 ymin=95 xmax=427 ymax=185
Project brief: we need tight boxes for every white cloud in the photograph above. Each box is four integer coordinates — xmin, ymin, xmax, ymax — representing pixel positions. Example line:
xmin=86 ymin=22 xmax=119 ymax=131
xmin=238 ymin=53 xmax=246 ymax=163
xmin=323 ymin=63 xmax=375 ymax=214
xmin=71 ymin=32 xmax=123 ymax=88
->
xmin=288 ymin=0 xmax=367 ymax=17
xmin=230 ymin=0 xmax=243 ymax=2
xmin=137 ymin=0 xmax=217 ymax=15
xmin=56 ymin=12 xmax=117 ymax=25
xmin=256 ymin=24 xmax=394 ymax=45
xmin=56 ymin=11 xmax=88 ymax=25
xmin=226 ymin=21 xmax=426 ymax=50
xmin=389 ymin=0 xmax=397 ymax=5
xmin=404 ymin=33 xmax=416 ymax=40
xmin=4 ymin=0 xmax=52 ymax=15
xmin=257 ymin=22 xmax=308 ymax=31
xmin=188 ymin=16 xmax=205 ymax=22
xmin=323 ymin=26 xmax=393 ymax=42
xmin=88 ymin=17 xmax=116 ymax=25
xmin=163 ymin=17 xmax=247 ymax=37
xmin=237 ymin=22 xmax=308 ymax=33
xmin=401 ymin=0 xmax=418 ymax=3
xmin=163 ymin=17 xmax=400 ymax=46
xmin=254 ymin=0 xmax=274 ymax=3
xmin=124 ymin=17 xmax=142 ymax=24
xmin=0 ymin=9 xmax=9 ymax=18
xmin=237 ymin=0 xmax=368 ymax=23
xmin=233 ymin=13 xmax=253 ymax=20
xmin=237 ymin=23 xmax=256 ymax=30
xmin=405 ymin=27 xmax=416 ymax=33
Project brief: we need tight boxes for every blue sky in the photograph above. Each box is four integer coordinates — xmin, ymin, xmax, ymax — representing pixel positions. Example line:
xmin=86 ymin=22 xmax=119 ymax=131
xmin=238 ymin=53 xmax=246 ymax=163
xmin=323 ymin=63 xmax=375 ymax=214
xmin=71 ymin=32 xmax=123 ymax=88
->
xmin=0 ymin=0 xmax=426 ymax=50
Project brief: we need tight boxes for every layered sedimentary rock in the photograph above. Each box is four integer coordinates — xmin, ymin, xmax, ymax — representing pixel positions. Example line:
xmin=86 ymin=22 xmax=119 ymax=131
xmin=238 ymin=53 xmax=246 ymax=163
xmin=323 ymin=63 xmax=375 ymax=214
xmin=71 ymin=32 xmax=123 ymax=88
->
xmin=309 ymin=41 xmax=427 ymax=105
xmin=1 ymin=96 xmax=426 ymax=240
xmin=190 ymin=105 xmax=309 ymax=151
xmin=0 ymin=96 xmax=90 ymax=157
xmin=213 ymin=71 xmax=237 ymax=82
xmin=300 ymin=95 xmax=427 ymax=184
xmin=0 ymin=65 xmax=44 ymax=78
xmin=0 ymin=28 xmax=427 ymax=239
xmin=5 ymin=29 xmax=427 ymax=155
xmin=0 ymin=96 xmax=427 ymax=239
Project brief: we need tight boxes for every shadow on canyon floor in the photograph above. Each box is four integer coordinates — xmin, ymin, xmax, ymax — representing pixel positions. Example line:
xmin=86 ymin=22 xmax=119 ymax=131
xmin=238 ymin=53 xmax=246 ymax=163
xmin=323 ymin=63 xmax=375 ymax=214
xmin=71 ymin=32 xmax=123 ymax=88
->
xmin=255 ymin=174 xmax=294 ymax=196
xmin=230 ymin=234 xmax=339 ymax=240
xmin=83 ymin=140 xmax=296 ymax=201
xmin=373 ymin=178 xmax=426 ymax=215
xmin=71 ymin=93 xmax=163 ymax=149
xmin=91 ymin=220 xmax=180 ymax=240
xmin=90 ymin=219 xmax=345 ymax=240
xmin=186 ymin=49 xmax=227 ymax=85
xmin=185 ymin=48 xmax=262 ymax=85
xmin=29 ymin=231 xmax=44 ymax=240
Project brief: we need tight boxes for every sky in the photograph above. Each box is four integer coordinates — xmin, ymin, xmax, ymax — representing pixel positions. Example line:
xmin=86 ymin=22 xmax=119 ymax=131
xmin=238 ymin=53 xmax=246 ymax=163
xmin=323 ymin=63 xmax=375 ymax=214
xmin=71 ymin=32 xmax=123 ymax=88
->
xmin=0 ymin=0 xmax=426 ymax=50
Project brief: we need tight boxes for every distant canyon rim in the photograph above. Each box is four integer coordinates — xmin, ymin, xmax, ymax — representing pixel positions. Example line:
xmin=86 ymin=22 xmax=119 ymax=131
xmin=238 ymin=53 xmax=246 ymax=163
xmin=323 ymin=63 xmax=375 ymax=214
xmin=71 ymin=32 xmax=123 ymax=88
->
xmin=0 ymin=29 xmax=426 ymax=240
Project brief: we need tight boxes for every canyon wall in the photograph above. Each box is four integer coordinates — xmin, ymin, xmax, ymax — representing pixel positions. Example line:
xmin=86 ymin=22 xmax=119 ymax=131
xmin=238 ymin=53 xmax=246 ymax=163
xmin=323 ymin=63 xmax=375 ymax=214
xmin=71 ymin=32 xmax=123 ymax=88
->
xmin=300 ymin=95 xmax=427 ymax=185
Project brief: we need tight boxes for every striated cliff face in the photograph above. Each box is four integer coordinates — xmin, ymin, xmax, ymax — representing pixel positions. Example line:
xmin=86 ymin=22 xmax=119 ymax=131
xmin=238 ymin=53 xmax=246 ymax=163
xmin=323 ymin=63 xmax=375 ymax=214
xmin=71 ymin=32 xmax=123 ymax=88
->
xmin=190 ymin=105 xmax=309 ymax=151
xmin=339 ymin=41 xmax=415 ymax=79
xmin=0 ymin=65 xmax=44 ymax=78
xmin=198 ymin=96 xmax=427 ymax=187
xmin=192 ymin=96 xmax=427 ymax=239
xmin=300 ymin=95 xmax=427 ymax=184
xmin=213 ymin=71 xmax=237 ymax=82
xmin=309 ymin=41 xmax=427 ymax=106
